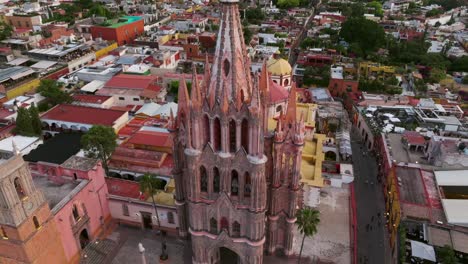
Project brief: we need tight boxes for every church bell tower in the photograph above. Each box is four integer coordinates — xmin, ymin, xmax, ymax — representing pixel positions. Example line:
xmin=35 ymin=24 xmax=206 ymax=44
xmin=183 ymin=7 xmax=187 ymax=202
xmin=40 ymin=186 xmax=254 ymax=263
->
xmin=0 ymin=147 xmax=66 ymax=263
xmin=169 ymin=0 xmax=305 ymax=263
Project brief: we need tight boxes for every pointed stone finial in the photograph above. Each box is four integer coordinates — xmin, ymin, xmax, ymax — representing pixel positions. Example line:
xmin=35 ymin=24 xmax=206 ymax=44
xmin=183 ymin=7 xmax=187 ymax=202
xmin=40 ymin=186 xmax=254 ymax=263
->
xmin=178 ymin=76 xmax=190 ymax=109
xmin=12 ymin=139 xmax=20 ymax=156
xmin=191 ymin=64 xmax=202 ymax=109
xmin=250 ymin=73 xmax=261 ymax=111
xmin=259 ymin=60 xmax=270 ymax=93
xmin=275 ymin=111 xmax=284 ymax=142
xmin=220 ymin=87 xmax=230 ymax=113
xmin=285 ymin=82 xmax=297 ymax=124
xmin=168 ymin=108 xmax=176 ymax=130
xmin=203 ymin=53 xmax=211 ymax=98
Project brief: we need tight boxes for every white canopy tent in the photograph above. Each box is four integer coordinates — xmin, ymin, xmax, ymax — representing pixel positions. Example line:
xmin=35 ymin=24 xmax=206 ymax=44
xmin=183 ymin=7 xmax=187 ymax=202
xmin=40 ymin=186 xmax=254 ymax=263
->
xmin=410 ymin=240 xmax=436 ymax=262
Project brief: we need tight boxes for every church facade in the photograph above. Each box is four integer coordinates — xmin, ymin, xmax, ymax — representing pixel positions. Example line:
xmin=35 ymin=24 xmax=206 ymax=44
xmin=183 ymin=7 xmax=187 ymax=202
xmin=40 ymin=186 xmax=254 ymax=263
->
xmin=169 ymin=0 xmax=305 ymax=263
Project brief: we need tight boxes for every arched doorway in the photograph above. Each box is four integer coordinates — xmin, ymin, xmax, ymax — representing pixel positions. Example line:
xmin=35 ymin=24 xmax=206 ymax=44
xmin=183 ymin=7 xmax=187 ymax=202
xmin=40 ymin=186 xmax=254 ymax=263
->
xmin=219 ymin=247 xmax=239 ymax=264
xmin=79 ymin=229 xmax=90 ymax=249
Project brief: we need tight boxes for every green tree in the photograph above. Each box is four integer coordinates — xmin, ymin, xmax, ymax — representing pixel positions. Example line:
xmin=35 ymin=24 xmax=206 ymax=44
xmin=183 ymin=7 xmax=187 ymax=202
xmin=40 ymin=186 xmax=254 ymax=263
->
xmin=367 ymin=1 xmax=383 ymax=17
xmin=245 ymin=8 xmax=265 ymax=25
xmin=437 ymin=245 xmax=458 ymax=264
xmin=428 ymin=68 xmax=446 ymax=83
xmin=450 ymin=56 xmax=468 ymax=72
xmin=462 ymin=76 xmax=468 ymax=85
xmin=350 ymin=2 xmax=365 ymax=17
xmin=14 ymin=108 xmax=35 ymax=137
xmin=0 ymin=22 xmax=13 ymax=41
xmin=87 ymin=4 xmax=113 ymax=18
xmin=36 ymin=79 xmax=72 ymax=106
xmin=300 ymin=37 xmax=315 ymax=50
xmin=81 ymin=125 xmax=117 ymax=175
xmin=340 ymin=18 xmax=385 ymax=57
xmin=277 ymin=0 xmax=300 ymax=9
xmin=243 ymin=25 xmax=253 ymax=45
xmin=414 ymin=79 xmax=427 ymax=93
xmin=139 ymin=173 xmax=168 ymax=260
xmin=29 ymin=103 xmax=42 ymax=136
xmin=296 ymin=207 xmax=320 ymax=264
xmin=426 ymin=8 xmax=442 ymax=17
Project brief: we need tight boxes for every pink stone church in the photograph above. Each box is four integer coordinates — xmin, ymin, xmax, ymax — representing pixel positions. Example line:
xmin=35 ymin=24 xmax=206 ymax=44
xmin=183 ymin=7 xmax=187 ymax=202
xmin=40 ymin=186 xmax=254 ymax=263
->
xmin=168 ymin=0 xmax=306 ymax=262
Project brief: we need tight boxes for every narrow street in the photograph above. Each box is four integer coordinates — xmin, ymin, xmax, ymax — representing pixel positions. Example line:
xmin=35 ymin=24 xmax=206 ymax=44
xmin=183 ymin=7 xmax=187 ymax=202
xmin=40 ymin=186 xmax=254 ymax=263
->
xmin=351 ymin=126 xmax=390 ymax=264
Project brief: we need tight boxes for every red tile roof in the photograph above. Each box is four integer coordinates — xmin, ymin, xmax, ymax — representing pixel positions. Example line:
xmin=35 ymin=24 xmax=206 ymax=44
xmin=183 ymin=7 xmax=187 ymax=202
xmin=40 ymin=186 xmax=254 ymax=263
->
xmin=106 ymin=178 xmax=143 ymax=199
xmin=14 ymin=27 xmax=31 ymax=34
xmin=403 ymin=131 xmax=426 ymax=146
xmin=127 ymin=130 xmax=172 ymax=148
xmin=41 ymin=104 xmax=126 ymax=126
xmin=73 ymin=94 xmax=111 ymax=104
xmin=0 ymin=109 xmax=13 ymax=119
xmin=104 ymin=74 xmax=158 ymax=90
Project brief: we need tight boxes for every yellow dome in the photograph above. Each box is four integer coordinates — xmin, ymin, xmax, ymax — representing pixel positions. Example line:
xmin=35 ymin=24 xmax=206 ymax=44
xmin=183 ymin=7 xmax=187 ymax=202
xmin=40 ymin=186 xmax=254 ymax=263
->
xmin=267 ymin=57 xmax=292 ymax=76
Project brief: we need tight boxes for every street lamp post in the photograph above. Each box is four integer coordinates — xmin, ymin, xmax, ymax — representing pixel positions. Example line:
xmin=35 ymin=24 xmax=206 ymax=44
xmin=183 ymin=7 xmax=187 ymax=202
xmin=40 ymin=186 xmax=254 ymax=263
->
xmin=139 ymin=243 xmax=147 ymax=264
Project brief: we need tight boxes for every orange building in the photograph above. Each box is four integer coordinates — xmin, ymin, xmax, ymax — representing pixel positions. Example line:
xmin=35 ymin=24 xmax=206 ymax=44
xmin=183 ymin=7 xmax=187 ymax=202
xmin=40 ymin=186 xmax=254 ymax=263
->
xmin=0 ymin=152 xmax=67 ymax=263
xmin=5 ymin=14 xmax=42 ymax=29
xmin=90 ymin=16 xmax=144 ymax=46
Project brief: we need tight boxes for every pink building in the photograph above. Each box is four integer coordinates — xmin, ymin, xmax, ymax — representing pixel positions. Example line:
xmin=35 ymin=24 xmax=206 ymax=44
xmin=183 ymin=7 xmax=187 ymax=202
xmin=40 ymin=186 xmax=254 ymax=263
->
xmin=30 ymin=156 xmax=110 ymax=263
xmin=106 ymin=178 xmax=179 ymax=236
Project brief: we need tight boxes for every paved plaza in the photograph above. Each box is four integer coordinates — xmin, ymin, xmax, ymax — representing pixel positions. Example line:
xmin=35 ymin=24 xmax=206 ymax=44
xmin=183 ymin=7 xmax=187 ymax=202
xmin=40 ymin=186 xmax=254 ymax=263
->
xmin=110 ymin=226 xmax=192 ymax=264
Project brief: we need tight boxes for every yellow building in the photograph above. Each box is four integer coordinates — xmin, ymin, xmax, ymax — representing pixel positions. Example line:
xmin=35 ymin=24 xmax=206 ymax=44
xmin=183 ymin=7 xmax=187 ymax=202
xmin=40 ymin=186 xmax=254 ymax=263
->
xmin=267 ymin=102 xmax=325 ymax=188
xmin=267 ymin=52 xmax=292 ymax=90
xmin=300 ymin=133 xmax=326 ymax=188
xmin=385 ymin=167 xmax=401 ymax=251
xmin=359 ymin=61 xmax=395 ymax=80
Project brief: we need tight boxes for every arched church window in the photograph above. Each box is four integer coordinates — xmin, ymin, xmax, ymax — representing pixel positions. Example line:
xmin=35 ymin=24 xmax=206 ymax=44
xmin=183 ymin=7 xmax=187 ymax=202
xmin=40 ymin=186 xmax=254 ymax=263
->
xmin=229 ymin=119 xmax=236 ymax=153
xmin=210 ymin=218 xmax=217 ymax=234
xmin=241 ymin=119 xmax=249 ymax=153
xmin=203 ymin=115 xmax=210 ymax=146
xmin=220 ymin=217 xmax=229 ymax=231
xmin=1 ymin=226 xmax=7 ymax=239
xmin=231 ymin=170 xmax=239 ymax=196
xmin=14 ymin=177 xmax=26 ymax=200
xmin=276 ymin=105 xmax=282 ymax=113
xmin=200 ymin=166 xmax=208 ymax=193
xmin=214 ymin=117 xmax=221 ymax=152
xmin=33 ymin=216 xmax=40 ymax=230
xmin=223 ymin=59 xmax=230 ymax=77
xmin=72 ymin=204 xmax=80 ymax=222
xmin=244 ymin=172 xmax=251 ymax=198
xmin=232 ymin=221 xmax=240 ymax=237
xmin=213 ymin=167 xmax=220 ymax=193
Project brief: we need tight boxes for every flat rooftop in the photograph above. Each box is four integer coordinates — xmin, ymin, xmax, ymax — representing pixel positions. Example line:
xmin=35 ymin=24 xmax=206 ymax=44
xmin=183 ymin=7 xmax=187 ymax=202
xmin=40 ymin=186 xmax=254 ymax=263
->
xmin=33 ymin=176 xmax=82 ymax=209
xmin=24 ymin=133 xmax=82 ymax=164
xmin=434 ymin=170 xmax=468 ymax=186
xmin=396 ymin=166 xmax=427 ymax=205
xmin=41 ymin=104 xmax=127 ymax=126
xmin=61 ymin=156 xmax=98 ymax=171
xmin=105 ymin=16 xmax=142 ymax=28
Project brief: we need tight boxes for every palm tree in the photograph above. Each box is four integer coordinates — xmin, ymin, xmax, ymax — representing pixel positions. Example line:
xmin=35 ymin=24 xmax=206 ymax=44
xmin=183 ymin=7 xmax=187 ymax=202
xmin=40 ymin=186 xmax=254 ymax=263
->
xmin=296 ymin=207 xmax=320 ymax=264
xmin=140 ymin=173 xmax=168 ymax=260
